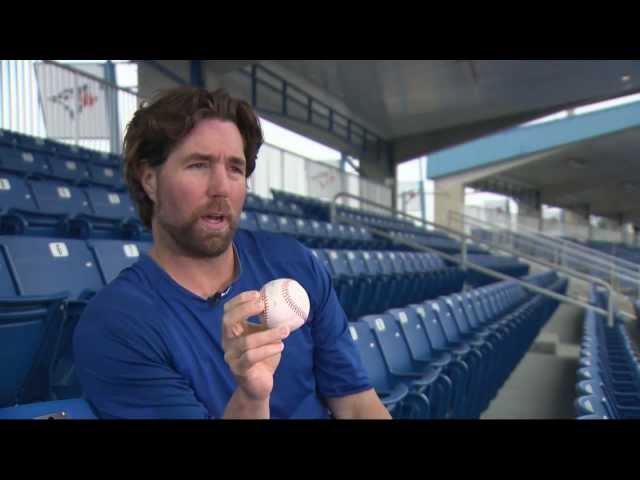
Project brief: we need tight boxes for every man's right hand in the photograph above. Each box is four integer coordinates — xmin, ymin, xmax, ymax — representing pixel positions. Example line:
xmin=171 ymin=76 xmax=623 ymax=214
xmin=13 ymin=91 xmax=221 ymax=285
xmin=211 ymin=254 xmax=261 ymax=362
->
xmin=221 ymin=290 xmax=290 ymax=417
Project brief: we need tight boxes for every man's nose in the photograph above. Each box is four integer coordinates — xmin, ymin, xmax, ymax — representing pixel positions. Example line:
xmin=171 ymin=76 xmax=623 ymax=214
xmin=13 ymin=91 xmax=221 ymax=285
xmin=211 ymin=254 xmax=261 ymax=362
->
xmin=206 ymin=163 xmax=230 ymax=196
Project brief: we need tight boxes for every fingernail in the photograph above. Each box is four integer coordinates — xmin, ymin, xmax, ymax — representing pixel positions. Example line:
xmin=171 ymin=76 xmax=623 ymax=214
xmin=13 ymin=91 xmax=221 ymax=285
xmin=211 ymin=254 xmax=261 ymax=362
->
xmin=280 ymin=326 xmax=290 ymax=338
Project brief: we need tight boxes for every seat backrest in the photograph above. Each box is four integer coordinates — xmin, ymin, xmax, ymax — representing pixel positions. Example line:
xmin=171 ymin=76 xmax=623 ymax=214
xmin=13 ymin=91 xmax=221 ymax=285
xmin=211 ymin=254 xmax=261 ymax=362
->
xmin=0 ymin=172 xmax=38 ymax=212
xmin=349 ymin=321 xmax=395 ymax=392
xmin=276 ymin=215 xmax=297 ymax=236
xmin=87 ymin=239 xmax=144 ymax=285
xmin=397 ymin=252 xmax=419 ymax=274
xmin=443 ymin=295 xmax=473 ymax=335
xmin=310 ymin=220 xmax=329 ymax=238
xmin=29 ymin=179 xmax=92 ymax=216
xmin=310 ymin=249 xmax=333 ymax=277
xmin=88 ymin=162 xmax=124 ymax=189
xmin=0 ymin=146 xmax=50 ymax=177
xmin=293 ymin=217 xmax=313 ymax=237
xmin=84 ymin=187 xmax=135 ymax=219
xmin=414 ymin=301 xmax=452 ymax=349
xmin=361 ymin=251 xmax=383 ymax=275
xmin=240 ymin=211 xmax=259 ymax=232
xmin=255 ymin=212 xmax=279 ymax=234
xmin=47 ymin=155 xmax=90 ymax=182
xmin=461 ymin=292 xmax=482 ymax=329
xmin=16 ymin=134 xmax=51 ymax=155
xmin=375 ymin=251 xmax=395 ymax=275
xmin=244 ymin=193 xmax=264 ymax=213
xmin=0 ymin=236 xmax=103 ymax=298
xmin=344 ymin=250 xmax=369 ymax=276
xmin=387 ymin=307 xmax=434 ymax=362
xmin=0 ymin=397 xmax=98 ymax=419
xmin=326 ymin=250 xmax=353 ymax=277
xmin=0 ymin=306 xmax=62 ymax=407
xmin=361 ymin=313 xmax=415 ymax=373
xmin=385 ymin=252 xmax=406 ymax=276
xmin=431 ymin=298 xmax=463 ymax=344
xmin=0 ymin=243 xmax=18 ymax=296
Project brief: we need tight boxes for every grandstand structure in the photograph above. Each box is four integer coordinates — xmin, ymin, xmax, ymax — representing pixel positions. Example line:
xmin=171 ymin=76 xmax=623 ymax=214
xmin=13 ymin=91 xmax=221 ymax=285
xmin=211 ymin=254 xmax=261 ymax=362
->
xmin=0 ymin=60 xmax=639 ymax=419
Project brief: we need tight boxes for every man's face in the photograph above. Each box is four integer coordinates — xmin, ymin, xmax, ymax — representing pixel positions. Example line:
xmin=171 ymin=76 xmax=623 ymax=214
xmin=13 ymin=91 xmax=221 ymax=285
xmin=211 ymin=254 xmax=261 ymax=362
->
xmin=147 ymin=118 xmax=247 ymax=258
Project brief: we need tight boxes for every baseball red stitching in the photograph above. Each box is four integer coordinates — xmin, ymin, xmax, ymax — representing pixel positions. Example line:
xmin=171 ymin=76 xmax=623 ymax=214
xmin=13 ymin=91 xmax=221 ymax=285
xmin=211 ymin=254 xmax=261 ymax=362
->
xmin=261 ymin=289 xmax=270 ymax=324
xmin=281 ymin=280 xmax=307 ymax=323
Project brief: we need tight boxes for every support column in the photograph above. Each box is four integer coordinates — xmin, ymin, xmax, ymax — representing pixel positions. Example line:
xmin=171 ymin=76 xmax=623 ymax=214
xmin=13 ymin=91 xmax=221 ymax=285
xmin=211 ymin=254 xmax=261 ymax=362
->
xmin=434 ymin=179 xmax=464 ymax=230
xmin=563 ymin=208 xmax=591 ymax=241
xmin=515 ymin=195 xmax=542 ymax=232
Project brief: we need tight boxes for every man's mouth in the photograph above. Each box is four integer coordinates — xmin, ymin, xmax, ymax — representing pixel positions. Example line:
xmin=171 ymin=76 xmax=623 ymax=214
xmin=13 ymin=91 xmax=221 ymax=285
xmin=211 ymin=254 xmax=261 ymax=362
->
xmin=200 ymin=214 xmax=228 ymax=230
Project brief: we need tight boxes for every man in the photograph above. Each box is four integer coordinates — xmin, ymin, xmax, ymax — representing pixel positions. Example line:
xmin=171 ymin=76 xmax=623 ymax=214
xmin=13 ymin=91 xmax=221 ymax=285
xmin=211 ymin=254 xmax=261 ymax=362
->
xmin=73 ymin=86 xmax=390 ymax=419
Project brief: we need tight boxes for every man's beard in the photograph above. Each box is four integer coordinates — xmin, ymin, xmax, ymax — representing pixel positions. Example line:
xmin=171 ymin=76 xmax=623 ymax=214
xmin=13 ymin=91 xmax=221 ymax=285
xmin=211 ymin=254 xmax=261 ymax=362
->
xmin=156 ymin=199 xmax=238 ymax=259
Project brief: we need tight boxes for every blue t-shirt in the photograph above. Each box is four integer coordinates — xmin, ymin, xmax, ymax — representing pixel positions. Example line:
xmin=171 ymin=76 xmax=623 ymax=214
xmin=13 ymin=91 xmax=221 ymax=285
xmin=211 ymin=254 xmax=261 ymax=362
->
xmin=73 ymin=229 xmax=372 ymax=419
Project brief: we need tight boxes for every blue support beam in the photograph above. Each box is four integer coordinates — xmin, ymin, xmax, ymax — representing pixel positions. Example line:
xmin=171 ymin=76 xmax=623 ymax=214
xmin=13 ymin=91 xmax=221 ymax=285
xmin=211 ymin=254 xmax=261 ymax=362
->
xmin=190 ymin=61 xmax=204 ymax=88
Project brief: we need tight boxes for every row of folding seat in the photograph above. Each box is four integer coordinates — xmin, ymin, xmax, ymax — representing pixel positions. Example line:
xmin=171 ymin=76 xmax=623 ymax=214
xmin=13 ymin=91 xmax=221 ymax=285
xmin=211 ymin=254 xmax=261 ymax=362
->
xmin=350 ymin=272 xmax=568 ymax=418
xmin=460 ymin=254 xmax=531 ymax=287
xmin=0 ymin=129 xmax=121 ymax=166
xmin=272 ymin=188 xmax=430 ymax=235
xmin=0 ymin=143 xmax=125 ymax=190
xmin=244 ymin=193 xmax=305 ymax=219
xmin=0 ymin=235 xmax=152 ymax=407
xmin=241 ymin=211 xmax=386 ymax=251
xmin=389 ymin=231 xmax=488 ymax=255
xmin=312 ymin=248 xmax=465 ymax=320
xmin=0 ymin=171 xmax=148 ymax=240
xmin=575 ymin=286 xmax=640 ymax=419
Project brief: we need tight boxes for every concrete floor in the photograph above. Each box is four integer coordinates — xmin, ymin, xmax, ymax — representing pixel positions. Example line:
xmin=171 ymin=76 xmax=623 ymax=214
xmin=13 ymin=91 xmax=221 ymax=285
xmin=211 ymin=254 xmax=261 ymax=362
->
xmin=481 ymin=302 xmax=583 ymax=419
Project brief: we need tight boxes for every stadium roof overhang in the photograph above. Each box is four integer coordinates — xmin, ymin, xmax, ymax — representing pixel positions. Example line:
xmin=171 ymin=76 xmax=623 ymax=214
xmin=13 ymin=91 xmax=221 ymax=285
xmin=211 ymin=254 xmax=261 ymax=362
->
xmin=428 ymin=100 xmax=640 ymax=226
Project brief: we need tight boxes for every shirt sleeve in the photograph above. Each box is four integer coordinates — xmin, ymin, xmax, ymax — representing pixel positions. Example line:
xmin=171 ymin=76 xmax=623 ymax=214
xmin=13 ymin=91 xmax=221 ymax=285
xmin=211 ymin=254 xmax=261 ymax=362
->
xmin=73 ymin=296 xmax=212 ymax=419
xmin=303 ymin=248 xmax=373 ymax=399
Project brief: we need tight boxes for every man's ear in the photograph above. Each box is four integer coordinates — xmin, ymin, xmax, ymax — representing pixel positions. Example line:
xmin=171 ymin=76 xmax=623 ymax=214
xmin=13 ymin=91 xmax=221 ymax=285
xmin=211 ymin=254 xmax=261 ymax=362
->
xmin=140 ymin=164 xmax=158 ymax=204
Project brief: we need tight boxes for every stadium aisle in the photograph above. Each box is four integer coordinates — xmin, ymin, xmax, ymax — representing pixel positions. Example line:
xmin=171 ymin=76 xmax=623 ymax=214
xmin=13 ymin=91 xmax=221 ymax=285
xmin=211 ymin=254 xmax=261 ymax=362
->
xmin=481 ymin=303 xmax=582 ymax=419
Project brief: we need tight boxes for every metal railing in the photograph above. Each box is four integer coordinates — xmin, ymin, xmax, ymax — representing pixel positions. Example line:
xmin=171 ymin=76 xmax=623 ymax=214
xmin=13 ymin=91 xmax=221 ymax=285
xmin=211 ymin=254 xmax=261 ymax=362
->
xmin=458 ymin=208 xmax=640 ymax=274
xmin=450 ymin=211 xmax=640 ymax=299
xmin=330 ymin=193 xmax=637 ymax=326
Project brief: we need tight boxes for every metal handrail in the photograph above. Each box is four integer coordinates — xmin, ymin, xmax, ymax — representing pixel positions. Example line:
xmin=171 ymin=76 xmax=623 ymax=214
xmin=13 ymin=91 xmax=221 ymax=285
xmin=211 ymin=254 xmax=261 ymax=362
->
xmin=452 ymin=210 xmax=640 ymax=274
xmin=330 ymin=193 xmax=636 ymax=326
xmin=450 ymin=211 xmax=640 ymax=298
xmin=451 ymin=210 xmax=640 ymax=274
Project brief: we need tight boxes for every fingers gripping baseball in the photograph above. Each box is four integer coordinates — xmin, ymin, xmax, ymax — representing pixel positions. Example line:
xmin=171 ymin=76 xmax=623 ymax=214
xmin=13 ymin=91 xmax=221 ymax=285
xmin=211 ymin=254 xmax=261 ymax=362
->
xmin=222 ymin=291 xmax=289 ymax=401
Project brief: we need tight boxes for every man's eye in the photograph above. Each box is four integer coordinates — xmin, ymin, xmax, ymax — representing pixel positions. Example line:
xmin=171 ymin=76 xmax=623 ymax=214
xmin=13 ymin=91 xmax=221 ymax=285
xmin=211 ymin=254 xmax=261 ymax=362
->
xmin=231 ymin=165 xmax=245 ymax=174
xmin=188 ymin=162 xmax=208 ymax=169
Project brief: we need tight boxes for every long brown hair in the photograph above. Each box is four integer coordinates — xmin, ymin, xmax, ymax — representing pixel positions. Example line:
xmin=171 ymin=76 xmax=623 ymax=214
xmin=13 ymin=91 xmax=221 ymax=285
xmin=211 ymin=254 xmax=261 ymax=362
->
xmin=123 ymin=87 xmax=263 ymax=228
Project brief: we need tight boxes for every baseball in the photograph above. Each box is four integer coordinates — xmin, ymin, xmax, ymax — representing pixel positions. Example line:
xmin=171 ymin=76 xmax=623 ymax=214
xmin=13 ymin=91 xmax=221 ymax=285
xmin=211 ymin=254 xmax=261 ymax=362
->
xmin=259 ymin=278 xmax=310 ymax=332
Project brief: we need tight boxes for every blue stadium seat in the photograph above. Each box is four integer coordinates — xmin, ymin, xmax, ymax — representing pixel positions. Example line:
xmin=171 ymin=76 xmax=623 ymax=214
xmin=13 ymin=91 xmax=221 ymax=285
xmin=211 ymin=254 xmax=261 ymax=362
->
xmin=0 ymin=172 xmax=38 ymax=216
xmin=15 ymin=134 xmax=52 ymax=155
xmin=0 ymin=236 xmax=104 ymax=401
xmin=255 ymin=212 xmax=280 ymax=235
xmin=275 ymin=215 xmax=298 ymax=237
xmin=240 ymin=211 xmax=259 ymax=232
xmin=83 ymin=187 xmax=136 ymax=220
xmin=87 ymin=162 xmax=125 ymax=190
xmin=387 ymin=307 xmax=470 ymax=418
xmin=348 ymin=321 xmax=430 ymax=418
xmin=87 ymin=239 xmax=151 ymax=285
xmin=0 ymin=398 xmax=97 ymax=419
xmin=359 ymin=313 xmax=452 ymax=418
xmin=0 ymin=145 xmax=51 ymax=177
xmin=46 ymin=155 xmax=91 ymax=183
xmin=1 ymin=178 xmax=92 ymax=236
